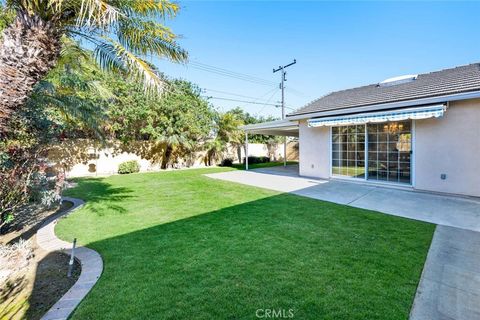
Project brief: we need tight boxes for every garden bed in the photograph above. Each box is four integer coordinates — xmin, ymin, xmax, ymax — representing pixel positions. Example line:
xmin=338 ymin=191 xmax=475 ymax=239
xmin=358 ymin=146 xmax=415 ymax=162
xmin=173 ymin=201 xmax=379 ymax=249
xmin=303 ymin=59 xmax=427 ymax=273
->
xmin=0 ymin=203 xmax=80 ymax=320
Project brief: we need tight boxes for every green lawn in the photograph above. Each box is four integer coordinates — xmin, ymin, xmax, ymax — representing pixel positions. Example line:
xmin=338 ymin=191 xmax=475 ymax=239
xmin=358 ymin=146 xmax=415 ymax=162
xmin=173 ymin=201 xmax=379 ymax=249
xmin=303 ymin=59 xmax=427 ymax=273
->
xmin=231 ymin=160 xmax=298 ymax=170
xmin=56 ymin=167 xmax=434 ymax=320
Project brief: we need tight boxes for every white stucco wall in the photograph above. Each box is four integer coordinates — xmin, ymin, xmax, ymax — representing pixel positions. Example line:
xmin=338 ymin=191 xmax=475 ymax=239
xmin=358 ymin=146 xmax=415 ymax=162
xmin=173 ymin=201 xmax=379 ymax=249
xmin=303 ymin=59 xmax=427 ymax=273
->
xmin=298 ymin=120 xmax=330 ymax=179
xmin=414 ymin=99 xmax=480 ymax=197
xmin=67 ymin=149 xmax=164 ymax=177
xmin=54 ymin=140 xmax=298 ymax=178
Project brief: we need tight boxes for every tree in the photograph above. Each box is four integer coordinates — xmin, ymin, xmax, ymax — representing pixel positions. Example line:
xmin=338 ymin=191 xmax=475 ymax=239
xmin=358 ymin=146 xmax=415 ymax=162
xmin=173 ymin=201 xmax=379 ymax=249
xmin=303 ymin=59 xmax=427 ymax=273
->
xmin=210 ymin=112 xmax=244 ymax=163
xmin=108 ymin=79 xmax=215 ymax=169
xmin=0 ymin=45 xmax=109 ymax=230
xmin=221 ymin=107 xmax=283 ymax=162
xmin=226 ymin=107 xmax=281 ymax=144
xmin=0 ymin=0 xmax=187 ymax=128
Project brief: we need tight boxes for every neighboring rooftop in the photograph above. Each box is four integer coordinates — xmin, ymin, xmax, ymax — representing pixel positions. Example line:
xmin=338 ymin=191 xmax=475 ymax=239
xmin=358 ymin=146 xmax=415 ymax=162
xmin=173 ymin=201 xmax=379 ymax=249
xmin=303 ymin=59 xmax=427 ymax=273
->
xmin=288 ymin=63 xmax=480 ymax=117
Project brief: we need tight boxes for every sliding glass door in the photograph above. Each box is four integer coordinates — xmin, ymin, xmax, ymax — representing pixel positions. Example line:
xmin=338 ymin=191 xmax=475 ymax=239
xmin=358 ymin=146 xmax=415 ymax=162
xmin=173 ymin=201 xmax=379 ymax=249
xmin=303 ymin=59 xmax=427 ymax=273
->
xmin=331 ymin=125 xmax=365 ymax=179
xmin=367 ymin=121 xmax=411 ymax=184
xmin=331 ymin=121 xmax=412 ymax=184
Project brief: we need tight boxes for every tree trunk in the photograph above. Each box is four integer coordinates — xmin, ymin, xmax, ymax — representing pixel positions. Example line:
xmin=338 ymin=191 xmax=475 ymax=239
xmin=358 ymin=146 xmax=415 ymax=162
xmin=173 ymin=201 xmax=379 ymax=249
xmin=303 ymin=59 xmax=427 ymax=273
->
xmin=0 ymin=11 xmax=61 ymax=129
xmin=161 ymin=144 xmax=173 ymax=169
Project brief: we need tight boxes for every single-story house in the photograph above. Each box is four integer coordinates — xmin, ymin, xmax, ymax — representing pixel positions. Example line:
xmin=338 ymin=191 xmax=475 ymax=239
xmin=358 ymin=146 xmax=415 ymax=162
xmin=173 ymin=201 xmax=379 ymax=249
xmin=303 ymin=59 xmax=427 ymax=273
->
xmin=242 ymin=63 xmax=480 ymax=198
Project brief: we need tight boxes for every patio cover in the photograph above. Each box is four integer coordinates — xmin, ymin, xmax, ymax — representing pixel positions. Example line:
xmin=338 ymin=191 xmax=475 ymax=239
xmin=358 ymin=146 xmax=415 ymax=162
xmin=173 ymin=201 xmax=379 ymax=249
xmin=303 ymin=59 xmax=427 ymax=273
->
xmin=308 ymin=104 xmax=446 ymax=127
xmin=241 ymin=119 xmax=299 ymax=137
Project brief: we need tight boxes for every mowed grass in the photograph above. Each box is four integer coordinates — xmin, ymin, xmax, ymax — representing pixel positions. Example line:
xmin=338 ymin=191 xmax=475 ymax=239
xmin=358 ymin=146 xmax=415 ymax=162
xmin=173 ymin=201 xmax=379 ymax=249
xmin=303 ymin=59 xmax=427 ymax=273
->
xmin=230 ymin=161 xmax=298 ymax=170
xmin=56 ymin=167 xmax=434 ymax=320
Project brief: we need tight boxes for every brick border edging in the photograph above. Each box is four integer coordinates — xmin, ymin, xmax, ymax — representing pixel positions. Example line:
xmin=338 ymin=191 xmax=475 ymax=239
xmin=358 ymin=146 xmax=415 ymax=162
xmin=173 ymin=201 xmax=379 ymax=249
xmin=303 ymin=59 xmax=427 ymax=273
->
xmin=37 ymin=197 xmax=103 ymax=320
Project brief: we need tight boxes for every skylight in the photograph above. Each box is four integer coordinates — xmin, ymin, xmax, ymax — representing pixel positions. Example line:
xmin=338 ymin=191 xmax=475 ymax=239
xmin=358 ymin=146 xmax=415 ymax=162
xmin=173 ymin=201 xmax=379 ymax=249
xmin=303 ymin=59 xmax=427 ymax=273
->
xmin=379 ymin=74 xmax=418 ymax=87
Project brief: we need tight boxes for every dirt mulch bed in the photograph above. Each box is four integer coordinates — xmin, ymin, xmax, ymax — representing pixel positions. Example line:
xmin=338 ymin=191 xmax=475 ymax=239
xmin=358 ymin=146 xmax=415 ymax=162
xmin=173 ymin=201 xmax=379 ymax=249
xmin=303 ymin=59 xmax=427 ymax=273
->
xmin=0 ymin=201 xmax=81 ymax=319
xmin=25 ymin=246 xmax=82 ymax=320
xmin=1 ymin=201 xmax=73 ymax=245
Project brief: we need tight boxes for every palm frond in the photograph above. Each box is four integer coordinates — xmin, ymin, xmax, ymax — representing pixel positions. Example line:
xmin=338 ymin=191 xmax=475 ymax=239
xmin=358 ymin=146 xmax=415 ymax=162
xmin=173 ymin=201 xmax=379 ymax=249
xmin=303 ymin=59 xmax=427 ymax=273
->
xmin=30 ymin=92 xmax=106 ymax=137
xmin=59 ymin=36 xmax=90 ymax=62
xmin=117 ymin=19 xmax=187 ymax=61
xmin=2 ymin=0 xmax=186 ymax=99
xmin=76 ymin=0 xmax=123 ymax=29
xmin=89 ymin=80 xmax=115 ymax=99
xmin=33 ymin=80 xmax=56 ymax=95
xmin=115 ymin=0 xmax=179 ymax=18
xmin=94 ymin=38 xmax=165 ymax=93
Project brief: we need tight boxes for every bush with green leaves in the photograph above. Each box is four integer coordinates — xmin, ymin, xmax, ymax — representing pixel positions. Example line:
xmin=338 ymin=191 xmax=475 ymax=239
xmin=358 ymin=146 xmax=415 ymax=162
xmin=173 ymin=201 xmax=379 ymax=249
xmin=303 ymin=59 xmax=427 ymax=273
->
xmin=220 ymin=158 xmax=234 ymax=167
xmin=243 ymin=156 xmax=270 ymax=164
xmin=118 ymin=161 xmax=140 ymax=174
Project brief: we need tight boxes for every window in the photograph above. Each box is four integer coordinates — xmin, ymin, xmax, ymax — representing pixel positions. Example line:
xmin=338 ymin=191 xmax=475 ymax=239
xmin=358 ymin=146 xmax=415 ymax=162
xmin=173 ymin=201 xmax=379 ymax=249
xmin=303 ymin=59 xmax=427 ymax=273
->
xmin=331 ymin=121 xmax=411 ymax=184
xmin=367 ymin=121 xmax=411 ymax=184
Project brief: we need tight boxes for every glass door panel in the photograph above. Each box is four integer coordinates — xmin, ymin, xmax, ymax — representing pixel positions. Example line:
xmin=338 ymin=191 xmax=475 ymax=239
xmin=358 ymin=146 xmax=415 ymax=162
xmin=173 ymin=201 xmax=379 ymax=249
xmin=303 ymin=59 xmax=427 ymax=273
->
xmin=366 ymin=121 xmax=411 ymax=184
xmin=332 ymin=125 xmax=365 ymax=179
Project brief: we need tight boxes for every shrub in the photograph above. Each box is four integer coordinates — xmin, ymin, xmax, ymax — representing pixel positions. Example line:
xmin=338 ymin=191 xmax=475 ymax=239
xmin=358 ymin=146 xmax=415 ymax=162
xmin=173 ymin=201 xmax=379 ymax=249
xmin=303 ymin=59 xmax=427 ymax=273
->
xmin=118 ymin=160 xmax=140 ymax=174
xmin=243 ymin=156 xmax=270 ymax=164
xmin=220 ymin=158 xmax=234 ymax=167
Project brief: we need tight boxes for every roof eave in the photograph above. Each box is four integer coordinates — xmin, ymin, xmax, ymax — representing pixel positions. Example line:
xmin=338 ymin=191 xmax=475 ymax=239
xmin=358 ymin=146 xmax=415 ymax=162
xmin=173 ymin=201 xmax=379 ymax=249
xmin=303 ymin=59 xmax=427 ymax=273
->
xmin=286 ymin=90 xmax=480 ymax=120
xmin=241 ymin=119 xmax=298 ymax=131
xmin=241 ymin=119 xmax=299 ymax=137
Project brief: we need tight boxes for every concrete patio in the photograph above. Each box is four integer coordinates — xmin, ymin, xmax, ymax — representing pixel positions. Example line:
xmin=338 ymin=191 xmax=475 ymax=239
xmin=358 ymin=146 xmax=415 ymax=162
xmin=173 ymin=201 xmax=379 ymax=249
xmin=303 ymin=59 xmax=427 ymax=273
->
xmin=206 ymin=165 xmax=480 ymax=232
xmin=205 ymin=165 xmax=480 ymax=320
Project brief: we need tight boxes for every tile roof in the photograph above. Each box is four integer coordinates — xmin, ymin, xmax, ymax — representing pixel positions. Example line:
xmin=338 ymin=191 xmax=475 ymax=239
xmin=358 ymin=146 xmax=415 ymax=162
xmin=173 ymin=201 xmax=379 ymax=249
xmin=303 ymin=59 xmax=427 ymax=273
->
xmin=288 ymin=63 xmax=480 ymax=117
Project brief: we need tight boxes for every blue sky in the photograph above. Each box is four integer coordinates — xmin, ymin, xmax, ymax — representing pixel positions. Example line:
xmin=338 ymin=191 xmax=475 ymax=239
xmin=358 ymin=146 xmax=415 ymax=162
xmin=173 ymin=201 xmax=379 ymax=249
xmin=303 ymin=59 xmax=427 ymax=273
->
xmin=155 ymin=1 xmax=479 ymax=118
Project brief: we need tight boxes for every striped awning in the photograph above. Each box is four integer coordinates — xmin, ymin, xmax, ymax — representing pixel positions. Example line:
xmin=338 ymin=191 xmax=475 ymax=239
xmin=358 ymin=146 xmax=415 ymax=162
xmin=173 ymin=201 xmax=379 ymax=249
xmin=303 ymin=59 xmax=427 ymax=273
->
xmin=308 ymin=104 xmax=446 ymax=127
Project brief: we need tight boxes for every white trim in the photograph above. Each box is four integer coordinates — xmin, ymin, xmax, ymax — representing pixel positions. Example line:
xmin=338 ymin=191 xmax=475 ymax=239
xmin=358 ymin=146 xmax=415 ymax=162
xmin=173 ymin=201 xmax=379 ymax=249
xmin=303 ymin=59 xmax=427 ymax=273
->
xmin=330 ymin=176 xmax=414 ymax=190
xmin=286 ymin=90 xmax=480 ymax=120
xmin=329 ymin=126 xmax=333 ymax=178
xmin=365 ymin=127 xmax=369 ymax=180
xmin=411 ymin=120 xmax=416 ymax=188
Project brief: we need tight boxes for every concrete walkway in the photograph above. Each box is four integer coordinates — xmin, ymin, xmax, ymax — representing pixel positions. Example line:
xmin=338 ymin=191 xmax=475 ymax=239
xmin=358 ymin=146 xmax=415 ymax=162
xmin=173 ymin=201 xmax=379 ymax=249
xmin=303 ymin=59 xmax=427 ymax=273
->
xmin=205 ymin=166 xmax=480 ymax=320
xmin=410 ymin=226 xmax=480 ymax=320
xmin=37 ymin=197 xmax=103 ymax=320
xmin=206 ymin=167 xmax=480 ymax=232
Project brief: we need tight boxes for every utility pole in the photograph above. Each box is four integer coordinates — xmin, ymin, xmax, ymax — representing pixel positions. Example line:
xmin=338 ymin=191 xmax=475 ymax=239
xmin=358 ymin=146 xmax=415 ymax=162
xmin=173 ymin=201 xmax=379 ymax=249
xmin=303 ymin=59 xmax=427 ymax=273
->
xmin=273 ymin=59 xmax=296 ymax=166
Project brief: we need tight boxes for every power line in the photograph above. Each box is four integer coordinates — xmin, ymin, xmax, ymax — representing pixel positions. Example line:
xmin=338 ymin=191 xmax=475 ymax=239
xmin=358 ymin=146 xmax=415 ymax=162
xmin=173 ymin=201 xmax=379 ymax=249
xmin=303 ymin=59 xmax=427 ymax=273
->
xmin=190 ymin=61 xmax=277 ymax=85
xmin=188 ymin=61 xmax=278 ymax=87
xmin=190 ymin=66 xmax=275 ymax=86
xmin=257 ymin=89 xmax=280 ymax=115
xmin=202 ymin=95 xmax=280 ymax=107
xmin=286 ymin=87 xmax=309 ymax=98
xmin=202 ymin=88 xmax=275 ymax=101
xmin=254 ymin=87 xmax=279 ymax=101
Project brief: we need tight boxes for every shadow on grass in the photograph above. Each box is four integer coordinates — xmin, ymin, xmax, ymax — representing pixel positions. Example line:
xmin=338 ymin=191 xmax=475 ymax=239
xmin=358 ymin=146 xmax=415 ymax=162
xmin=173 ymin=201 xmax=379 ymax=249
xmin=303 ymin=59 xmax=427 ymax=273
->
xmin=68 ymin=192 xmax=434 ymax=320
xmin=65 ymin=178 xmax=134 ymax=215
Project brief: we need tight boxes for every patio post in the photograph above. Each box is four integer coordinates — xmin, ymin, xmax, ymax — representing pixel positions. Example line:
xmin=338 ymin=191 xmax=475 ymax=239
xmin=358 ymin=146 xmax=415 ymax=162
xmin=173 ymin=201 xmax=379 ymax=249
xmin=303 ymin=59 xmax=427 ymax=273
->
xmin=283 ymin=136 xmax=287 ymax=167
xmin=245 ymin=132 xmax=249 ymax=170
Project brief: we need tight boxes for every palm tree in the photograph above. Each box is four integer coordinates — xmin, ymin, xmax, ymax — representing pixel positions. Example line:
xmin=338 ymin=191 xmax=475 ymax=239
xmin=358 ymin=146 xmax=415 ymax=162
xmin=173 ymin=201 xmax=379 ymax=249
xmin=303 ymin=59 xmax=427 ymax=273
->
xmin=0 ymin=0 xmax=187 ymax=128
xmin=205 ymin=112 xmax=244 ymax=165
xmin=216 ymin=112 xmax=244 ymax=162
